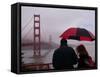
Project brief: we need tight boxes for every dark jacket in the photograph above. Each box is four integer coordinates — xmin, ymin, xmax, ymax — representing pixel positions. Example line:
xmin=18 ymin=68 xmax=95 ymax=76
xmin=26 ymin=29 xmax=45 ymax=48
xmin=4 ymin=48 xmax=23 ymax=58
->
xmin=53 ymin=46 xmax=78 ymax=69
xmin=78 ymin=55 xmax=95 ymax=69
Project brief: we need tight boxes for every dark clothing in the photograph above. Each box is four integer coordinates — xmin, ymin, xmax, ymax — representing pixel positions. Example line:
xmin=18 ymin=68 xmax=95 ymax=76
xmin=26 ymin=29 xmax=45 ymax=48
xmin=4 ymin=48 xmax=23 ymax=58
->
xmin=53 ymin=46 xmax=78 ymax=70
xmin=78 ymin=55 xmax=89 ymax=68
xmin=78 ymin=55 xmax=95 ymax=69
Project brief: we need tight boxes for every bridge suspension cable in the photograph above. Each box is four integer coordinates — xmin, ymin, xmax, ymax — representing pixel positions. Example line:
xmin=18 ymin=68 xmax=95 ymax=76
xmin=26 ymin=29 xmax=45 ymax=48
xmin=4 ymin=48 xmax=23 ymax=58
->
xmin=22 ymin=15 xmax=34 ymax=32
xmin=23 ymin=27 xmax=33 ymax=39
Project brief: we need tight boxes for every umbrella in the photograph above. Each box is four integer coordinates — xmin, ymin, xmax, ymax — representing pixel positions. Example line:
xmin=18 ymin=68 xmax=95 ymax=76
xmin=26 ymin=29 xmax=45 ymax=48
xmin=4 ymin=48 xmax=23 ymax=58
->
xmin=60 ymin=27 xmax=95 ymax=41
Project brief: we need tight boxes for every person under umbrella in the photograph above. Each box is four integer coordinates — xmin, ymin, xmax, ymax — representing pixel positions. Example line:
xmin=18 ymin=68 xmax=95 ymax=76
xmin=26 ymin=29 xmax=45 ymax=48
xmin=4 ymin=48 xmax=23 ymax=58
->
xmin=52 ymin=39 xmax=78 ymax=70
xmin=59 ymin=27 xmax=95 ymax=69
xmin=76 ymin=44 xmax=95 ymax=69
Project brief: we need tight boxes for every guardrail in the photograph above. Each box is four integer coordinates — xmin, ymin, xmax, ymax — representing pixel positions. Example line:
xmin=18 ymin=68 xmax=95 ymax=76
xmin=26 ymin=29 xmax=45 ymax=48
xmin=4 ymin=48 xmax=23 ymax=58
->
xmin=22 ymin=63 xmax=53 ymax=70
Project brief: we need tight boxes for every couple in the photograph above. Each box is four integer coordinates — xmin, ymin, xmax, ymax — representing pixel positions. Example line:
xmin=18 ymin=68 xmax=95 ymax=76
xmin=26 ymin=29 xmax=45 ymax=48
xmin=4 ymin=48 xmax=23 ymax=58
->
xmin=52 ymin=39 xmax=95 ymax=70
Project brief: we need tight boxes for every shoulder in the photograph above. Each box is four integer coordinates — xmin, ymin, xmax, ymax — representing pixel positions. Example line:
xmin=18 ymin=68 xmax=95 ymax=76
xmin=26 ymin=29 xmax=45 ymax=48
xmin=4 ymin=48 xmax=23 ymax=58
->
xmin=88 ymin=56 xmax=93 ymax=60
xmin=67 ymin=46 xmax=74 ymax=50
xmin=54 ymin=48 xmax=60 ymax=53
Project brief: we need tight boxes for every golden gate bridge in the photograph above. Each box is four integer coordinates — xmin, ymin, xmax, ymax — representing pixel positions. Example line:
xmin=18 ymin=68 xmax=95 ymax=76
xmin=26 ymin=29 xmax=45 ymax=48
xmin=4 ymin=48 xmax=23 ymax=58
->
xmin=21 ymin=14 xmax=53 ymax=71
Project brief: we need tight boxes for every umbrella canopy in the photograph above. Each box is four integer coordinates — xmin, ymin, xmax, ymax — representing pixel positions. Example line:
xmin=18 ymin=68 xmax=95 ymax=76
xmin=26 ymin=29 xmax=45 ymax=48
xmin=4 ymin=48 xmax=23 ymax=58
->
xmin=60 ymin=27 xmax=95 ymax=41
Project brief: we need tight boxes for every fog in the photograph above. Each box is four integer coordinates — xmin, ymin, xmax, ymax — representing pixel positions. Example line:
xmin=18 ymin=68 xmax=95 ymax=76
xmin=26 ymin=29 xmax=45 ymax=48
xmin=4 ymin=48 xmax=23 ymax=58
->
xmin=21 ymin=6 xmax=95 ymax=45
xmin=21 ymin=6 xmax=96 ymax=65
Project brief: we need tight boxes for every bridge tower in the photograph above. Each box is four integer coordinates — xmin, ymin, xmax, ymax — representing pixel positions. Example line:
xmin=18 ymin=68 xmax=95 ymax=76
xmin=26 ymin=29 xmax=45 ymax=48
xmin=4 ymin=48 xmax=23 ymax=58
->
xmin=33 ymin=15 xmax=41 ymax=56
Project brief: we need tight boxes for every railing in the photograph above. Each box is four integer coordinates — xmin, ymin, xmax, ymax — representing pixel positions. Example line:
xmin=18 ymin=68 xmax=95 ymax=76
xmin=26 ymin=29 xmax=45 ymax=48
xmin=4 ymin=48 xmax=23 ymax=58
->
xmin=22 ymin=63 xmax=53 ymax=70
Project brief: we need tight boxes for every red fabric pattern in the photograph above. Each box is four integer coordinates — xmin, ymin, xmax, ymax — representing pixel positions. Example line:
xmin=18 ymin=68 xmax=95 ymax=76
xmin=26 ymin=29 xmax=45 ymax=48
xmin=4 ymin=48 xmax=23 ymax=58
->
xmin=80 ymin=36 xmax=92 ymax=41
xmin=60 ymin=28 xmax=77 ymax=39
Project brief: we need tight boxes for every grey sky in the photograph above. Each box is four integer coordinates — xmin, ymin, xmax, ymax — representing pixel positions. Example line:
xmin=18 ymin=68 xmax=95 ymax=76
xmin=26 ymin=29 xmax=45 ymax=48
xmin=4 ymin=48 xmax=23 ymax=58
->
xmin=21 ymin=6 xmax=95 ymax=45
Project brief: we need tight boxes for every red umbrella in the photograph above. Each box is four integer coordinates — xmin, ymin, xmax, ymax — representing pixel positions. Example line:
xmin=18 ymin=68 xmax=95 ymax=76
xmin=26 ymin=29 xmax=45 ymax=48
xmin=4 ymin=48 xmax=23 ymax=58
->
xmin=60 ymin=27 xmax=95 ymax=41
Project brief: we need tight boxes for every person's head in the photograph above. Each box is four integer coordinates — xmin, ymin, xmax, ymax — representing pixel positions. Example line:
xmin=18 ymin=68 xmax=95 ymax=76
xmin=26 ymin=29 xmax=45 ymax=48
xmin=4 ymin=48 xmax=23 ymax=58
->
xmin=60 ymin=39 xmax=67 ymax=47
xmin=76 ymin=44 xmax=89 ymax=56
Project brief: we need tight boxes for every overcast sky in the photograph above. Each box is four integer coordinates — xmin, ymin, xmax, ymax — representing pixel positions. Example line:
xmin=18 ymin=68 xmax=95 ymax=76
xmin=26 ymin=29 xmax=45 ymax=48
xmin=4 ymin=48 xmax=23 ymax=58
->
xmin=21 ymin=6 xmax=95 ymax=45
